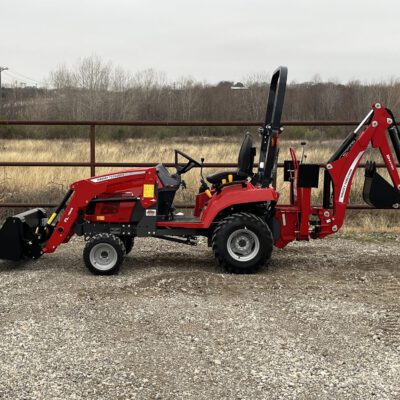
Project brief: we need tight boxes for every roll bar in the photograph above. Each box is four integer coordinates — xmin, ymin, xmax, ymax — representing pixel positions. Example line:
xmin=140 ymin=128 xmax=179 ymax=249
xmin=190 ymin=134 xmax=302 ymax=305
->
xmin=255 ymin=66 xmax=288 ymax=187
xmin=264 ymin=66 xmax=288 ymax=130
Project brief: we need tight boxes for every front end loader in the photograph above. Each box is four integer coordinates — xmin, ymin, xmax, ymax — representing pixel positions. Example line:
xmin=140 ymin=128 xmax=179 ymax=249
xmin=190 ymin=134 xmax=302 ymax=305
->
xmin=0 ymin=66 xmax=399 ymax=275
xmin=0 ymin=208 xmax=47 ymax=261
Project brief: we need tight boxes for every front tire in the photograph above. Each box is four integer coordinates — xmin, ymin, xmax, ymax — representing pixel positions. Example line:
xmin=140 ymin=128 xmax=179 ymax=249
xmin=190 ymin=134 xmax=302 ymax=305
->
xmin=83 ymin=234 xmax=125 ymax=275
xmin=119 ymin=236 xmax=134 ymax=255
xmin=212 ymin=212 xmax=273 ymax=274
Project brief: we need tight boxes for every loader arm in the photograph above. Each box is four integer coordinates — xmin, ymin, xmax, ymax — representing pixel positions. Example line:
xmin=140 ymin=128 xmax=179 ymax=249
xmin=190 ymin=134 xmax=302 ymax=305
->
xmin=323 ymin=103 xmax=400 ymax=231
xmin=43 ymin=168 xmax=157 ymax=254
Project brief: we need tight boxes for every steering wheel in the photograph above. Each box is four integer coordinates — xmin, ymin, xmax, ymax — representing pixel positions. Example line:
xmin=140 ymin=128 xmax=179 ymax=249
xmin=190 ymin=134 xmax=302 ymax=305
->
xmin=174 ymin=149 xmax=202 ymax=175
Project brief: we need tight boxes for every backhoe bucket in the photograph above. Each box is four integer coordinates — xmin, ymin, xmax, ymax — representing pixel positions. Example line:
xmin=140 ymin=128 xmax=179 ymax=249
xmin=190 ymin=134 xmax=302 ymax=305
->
xmin=0 ymin=208 xmax=47 ymax=261
xmin=363 ymin=162 xmax=400 ymax=209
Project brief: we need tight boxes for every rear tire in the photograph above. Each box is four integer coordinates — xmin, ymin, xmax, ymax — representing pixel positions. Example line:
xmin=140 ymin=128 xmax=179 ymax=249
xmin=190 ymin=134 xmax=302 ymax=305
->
xmin=212 ymin=212 xmax=273 ymax=274
xmin=83 ymin=234 xmax=125 ymax=275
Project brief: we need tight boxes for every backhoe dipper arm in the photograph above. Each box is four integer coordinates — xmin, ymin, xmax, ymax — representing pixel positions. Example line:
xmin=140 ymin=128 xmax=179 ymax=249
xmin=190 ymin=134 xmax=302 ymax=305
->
xmin=324 ymin=104 xmax=400 ymax=232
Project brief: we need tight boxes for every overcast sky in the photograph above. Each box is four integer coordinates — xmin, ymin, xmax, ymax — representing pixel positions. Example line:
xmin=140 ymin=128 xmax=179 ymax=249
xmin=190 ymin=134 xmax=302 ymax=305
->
xmin=1 ymin=0 xmax=400 ymax=86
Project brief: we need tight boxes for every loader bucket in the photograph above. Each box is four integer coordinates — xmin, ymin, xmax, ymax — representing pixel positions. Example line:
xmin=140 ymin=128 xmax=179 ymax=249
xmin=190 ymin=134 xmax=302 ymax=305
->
xmin=0 ymin=208 xmax=47 ymax=261
xmin=363 ymin=162 xmax=400 ymax=209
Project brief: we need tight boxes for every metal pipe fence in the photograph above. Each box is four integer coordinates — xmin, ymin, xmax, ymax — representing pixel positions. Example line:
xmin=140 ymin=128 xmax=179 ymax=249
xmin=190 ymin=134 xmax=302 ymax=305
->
xmin=0 ymin=119 xmax=399 ymax=210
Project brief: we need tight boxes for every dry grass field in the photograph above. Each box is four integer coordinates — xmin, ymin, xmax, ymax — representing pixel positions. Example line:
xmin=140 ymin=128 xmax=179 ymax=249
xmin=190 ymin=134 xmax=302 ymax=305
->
xmin=0 ymin=136 xmax=399 ymax=233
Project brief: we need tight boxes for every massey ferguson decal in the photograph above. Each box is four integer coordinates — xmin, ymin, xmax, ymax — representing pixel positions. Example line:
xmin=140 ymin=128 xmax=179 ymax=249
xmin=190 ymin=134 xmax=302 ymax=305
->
xmin=91 ymin=171 xmax=145 ymax=183
xmin=63 ymin=207 xmax=74 ymax=223
xmin=339 ymin=151 xmax=364 ymax=203
xmin=386 ymin=154 xmax=395 ymax=171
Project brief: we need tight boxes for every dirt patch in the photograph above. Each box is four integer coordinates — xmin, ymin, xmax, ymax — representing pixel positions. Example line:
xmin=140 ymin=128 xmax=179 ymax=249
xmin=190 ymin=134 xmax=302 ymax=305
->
xmin=0 ymin=234 xmax=399 ymax=399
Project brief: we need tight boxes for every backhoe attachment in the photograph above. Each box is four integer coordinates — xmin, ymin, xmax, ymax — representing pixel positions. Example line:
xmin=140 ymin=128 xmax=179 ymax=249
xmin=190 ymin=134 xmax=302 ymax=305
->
xmin=363 ymin=115 xmax=400 ymax=209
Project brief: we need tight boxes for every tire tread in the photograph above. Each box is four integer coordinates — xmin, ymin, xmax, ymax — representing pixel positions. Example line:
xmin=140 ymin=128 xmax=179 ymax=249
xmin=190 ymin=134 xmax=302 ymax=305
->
xmin=83 ymin=233 xmax=125 ymax=275
xmin=212 ymin=212 xmax=273 ymax=274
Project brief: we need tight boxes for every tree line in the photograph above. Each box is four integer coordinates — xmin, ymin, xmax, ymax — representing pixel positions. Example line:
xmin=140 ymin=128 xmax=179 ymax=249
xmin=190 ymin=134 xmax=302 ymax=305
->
xmin=1 ymin=56 xmax=400 ymax=139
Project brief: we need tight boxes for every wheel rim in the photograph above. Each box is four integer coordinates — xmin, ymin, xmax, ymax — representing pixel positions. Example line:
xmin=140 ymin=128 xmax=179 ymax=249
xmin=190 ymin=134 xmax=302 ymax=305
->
xmin=227 ymin=228 xmax=260 ymax=262
xmin=89 ymin=243 xmax=118 ymax=271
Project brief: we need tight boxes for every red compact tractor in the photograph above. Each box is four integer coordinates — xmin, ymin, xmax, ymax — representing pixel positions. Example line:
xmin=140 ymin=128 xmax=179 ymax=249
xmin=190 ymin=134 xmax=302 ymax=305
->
xmin=0 ymin=67 xmax=399 ymax=274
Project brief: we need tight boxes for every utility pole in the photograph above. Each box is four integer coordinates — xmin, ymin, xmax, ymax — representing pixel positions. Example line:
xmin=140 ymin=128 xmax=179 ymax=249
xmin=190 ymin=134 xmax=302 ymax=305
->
xmin=0 ymin=66 xmax=9 ymax=115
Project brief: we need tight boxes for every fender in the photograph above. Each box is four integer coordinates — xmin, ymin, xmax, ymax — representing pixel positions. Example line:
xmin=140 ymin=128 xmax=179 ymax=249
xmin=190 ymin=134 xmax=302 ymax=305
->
xmin=157 ymin=183 xmax=278 ymax=229
xmin=200 ymin=183 xmax=278 ymax=228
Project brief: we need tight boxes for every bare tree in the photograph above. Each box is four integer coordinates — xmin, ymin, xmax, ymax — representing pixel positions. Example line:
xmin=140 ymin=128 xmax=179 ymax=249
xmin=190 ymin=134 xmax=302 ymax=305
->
xmin=4 ymin=57 xmax=400 ymax=138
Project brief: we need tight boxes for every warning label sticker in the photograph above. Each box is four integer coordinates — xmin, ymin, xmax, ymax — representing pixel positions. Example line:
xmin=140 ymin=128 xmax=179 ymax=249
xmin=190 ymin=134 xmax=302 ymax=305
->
xmin=143 ymin=184 xmax=155 ymax=198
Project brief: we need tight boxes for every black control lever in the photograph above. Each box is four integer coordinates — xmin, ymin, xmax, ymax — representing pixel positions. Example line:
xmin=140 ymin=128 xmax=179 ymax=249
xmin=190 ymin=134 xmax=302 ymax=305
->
xmin=199 ymin=157 xmax=210 ymax=193
xmin=200 ymin=157 xmax=206 ymax=183
xmin=300 ymin=141 xmax=307 ymax=164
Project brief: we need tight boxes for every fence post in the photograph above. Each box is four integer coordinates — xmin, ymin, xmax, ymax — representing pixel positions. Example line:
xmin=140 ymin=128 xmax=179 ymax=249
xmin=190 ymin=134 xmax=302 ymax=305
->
xmin=90 ymin=124 xmax=96 ymax=177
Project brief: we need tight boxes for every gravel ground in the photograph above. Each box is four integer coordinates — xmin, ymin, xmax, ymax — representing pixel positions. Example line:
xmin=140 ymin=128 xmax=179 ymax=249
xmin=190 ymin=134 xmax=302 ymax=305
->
xmin=0 ymin=234 xmax=399 ymax=400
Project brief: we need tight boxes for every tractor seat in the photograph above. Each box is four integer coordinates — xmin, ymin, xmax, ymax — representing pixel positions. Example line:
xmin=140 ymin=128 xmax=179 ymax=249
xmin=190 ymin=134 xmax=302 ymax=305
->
xmin=206 ymin=133 xmax=255 ymax=185
xmin=156 ymin=164 xmax=181 ymax=217
xmin=206 ymin=170 xmax=247 ymax=185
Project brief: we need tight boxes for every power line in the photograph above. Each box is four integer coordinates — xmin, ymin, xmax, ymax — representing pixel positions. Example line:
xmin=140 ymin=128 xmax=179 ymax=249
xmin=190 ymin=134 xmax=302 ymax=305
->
xmin=3 ymin=71 xmax=38 ymax=89
xmin=2 ymin=71 xmax=22 ymax=87
xmin=0 ymin=66 xmax=9 ymax=114
xmin=3 ymin=70 xmax=23 ymax=84
xmin=2 ymin=70 xmax=17 ymax=82
xmin=8 ymin=68 xmax=39 ymax=84
xmin=4 ymin=69 xmax=38 ymax=85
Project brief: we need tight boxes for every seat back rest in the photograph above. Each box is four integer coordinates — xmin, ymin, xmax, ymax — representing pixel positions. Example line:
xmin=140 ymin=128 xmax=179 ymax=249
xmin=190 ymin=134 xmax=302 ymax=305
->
xmin=237 ymin=133 xmax=255 ymax=176
xmin=156 ymin=164 xmax=181 ymax=188
xmin=155 ymin=164 xmax=181 ymax=218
